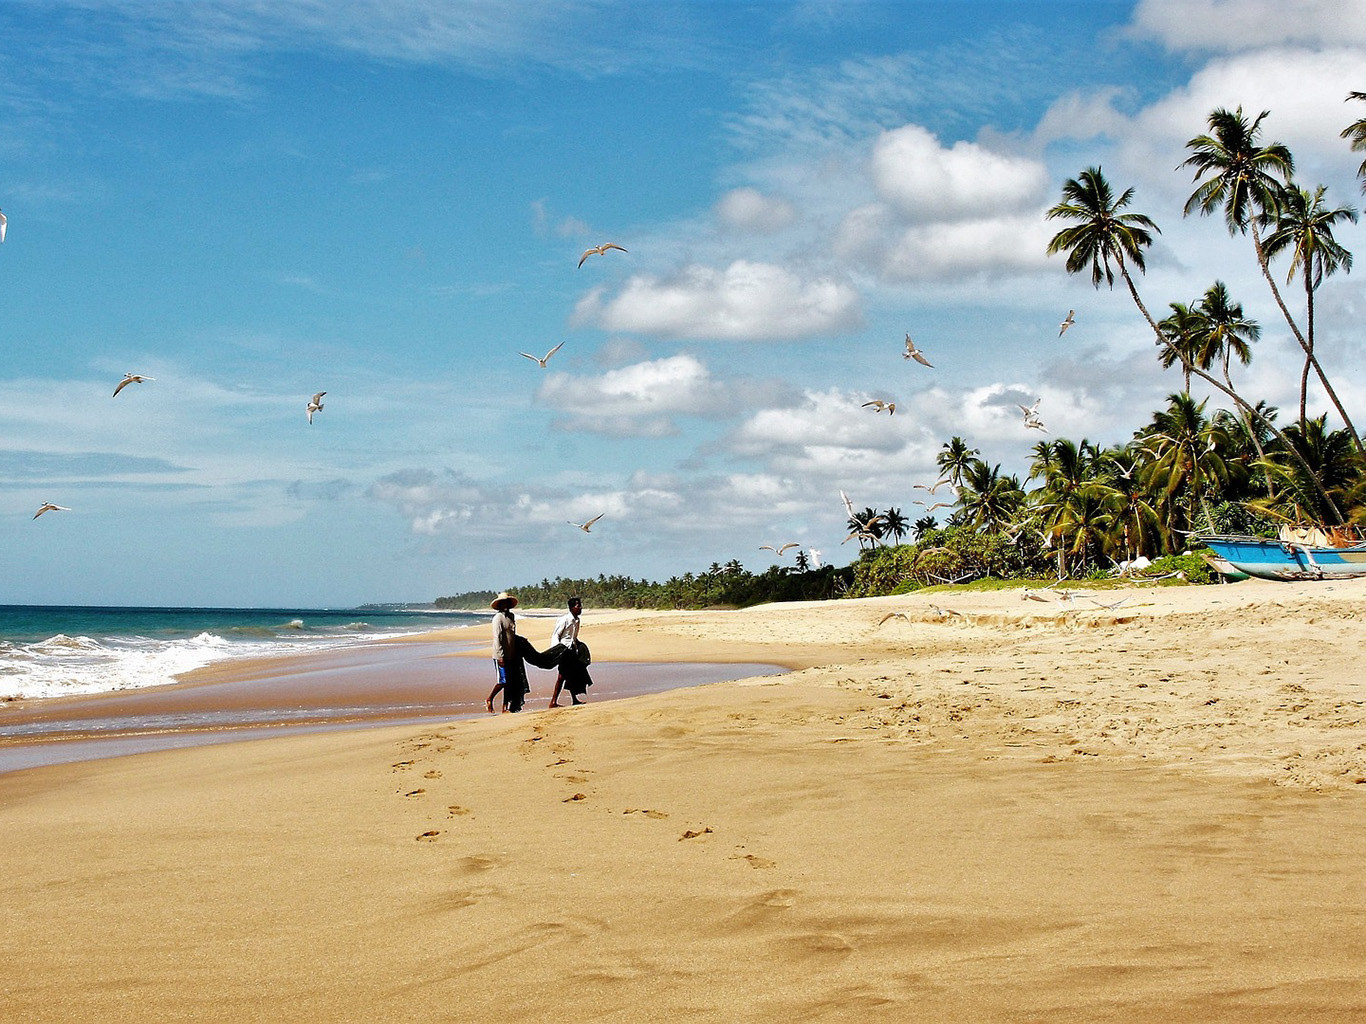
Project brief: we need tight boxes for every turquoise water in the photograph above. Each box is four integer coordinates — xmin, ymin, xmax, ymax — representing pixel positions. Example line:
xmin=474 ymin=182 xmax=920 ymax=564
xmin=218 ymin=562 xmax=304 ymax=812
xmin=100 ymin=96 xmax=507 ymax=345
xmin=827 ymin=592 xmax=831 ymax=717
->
xmin=0 ymin=604 xmax=482 ymax=699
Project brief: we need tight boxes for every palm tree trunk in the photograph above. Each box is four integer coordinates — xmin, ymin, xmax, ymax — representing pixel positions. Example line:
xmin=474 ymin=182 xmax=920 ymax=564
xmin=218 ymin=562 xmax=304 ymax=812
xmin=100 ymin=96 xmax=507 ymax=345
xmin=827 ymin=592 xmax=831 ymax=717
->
xmin=1116 ymin=254 xmax=1346 ymax=524
xmin=1299 ymin=271 xmax=1313 ymax=429
xmin=1250 ymin=222 xmax=1362 ymax=452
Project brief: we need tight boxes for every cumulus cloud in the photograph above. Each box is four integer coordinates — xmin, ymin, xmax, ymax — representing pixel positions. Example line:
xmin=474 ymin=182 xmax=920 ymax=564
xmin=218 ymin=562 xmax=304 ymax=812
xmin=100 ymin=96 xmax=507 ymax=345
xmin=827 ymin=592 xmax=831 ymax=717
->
xmin=715 ymin=187 xmax=797 ymax=234
xmin=535 ymin=355 xmax=718 ymax=435
xmin=1131 ymin=0 xmax=1366 ymax=52
xmin=1039 ymin=48 xmax=1366 ymax=200
xmin=870 ymin=124 xmax=1049 ymax=220
xmin=573 ymin=261 xmax=863 ymax=341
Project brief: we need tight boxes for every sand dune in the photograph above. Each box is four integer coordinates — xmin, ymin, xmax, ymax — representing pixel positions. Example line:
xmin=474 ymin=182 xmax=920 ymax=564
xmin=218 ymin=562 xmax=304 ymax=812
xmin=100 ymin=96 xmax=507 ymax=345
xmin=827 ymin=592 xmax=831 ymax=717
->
xmin=2 ymin=578 xmax=1365 ymax=1021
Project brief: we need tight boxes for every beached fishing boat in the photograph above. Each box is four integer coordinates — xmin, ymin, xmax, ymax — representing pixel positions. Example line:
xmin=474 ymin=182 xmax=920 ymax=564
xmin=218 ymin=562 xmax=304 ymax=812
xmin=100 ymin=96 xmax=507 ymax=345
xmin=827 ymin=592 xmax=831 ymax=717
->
xmin=1200 ymin=527 xmax=1366 ymax=581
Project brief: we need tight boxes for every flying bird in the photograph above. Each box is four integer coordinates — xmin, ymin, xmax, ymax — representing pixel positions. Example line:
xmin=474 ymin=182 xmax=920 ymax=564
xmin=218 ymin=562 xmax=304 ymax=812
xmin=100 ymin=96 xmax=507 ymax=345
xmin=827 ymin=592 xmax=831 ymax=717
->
xmin=877 ymin=611 xmax=910 ymax=626
xmin=112 ymin=373 xmax=154 ymax=397
xmin=1058 ymin=309 xmax=1075 ymax=336
xmin=862 ymin=399 xmax=896 ymax=415
xmin=809 ymin=549 xmax=823 ymax=568
xmin=839 ymin=490 xmax=856 ymax=517
xmin=0 ymin=208 xmax=6 ymax=244
xmin=520 ymin=341 xmax=565 ymax=368
xmin=912 ymin=500 xmax=953 ymax=512
xmin=902 ymin=334 xmax=933 ymax=367
xmin=914 ymin=478 xmax=954 ymax=494
xmin=578 ymin=243 xmax=627 ymax=268
xmin=568 ymin=513 xmax=605 ymax=533
xmin=33 ymin=502 xmax=70 ymax=519
xmin=307 ymin=392 xmax=326 ymax=424
xmin=1018 ymin=399 xmax=1046 ymax=432
xmin=760 ymin=543 xmax=800 ymax=555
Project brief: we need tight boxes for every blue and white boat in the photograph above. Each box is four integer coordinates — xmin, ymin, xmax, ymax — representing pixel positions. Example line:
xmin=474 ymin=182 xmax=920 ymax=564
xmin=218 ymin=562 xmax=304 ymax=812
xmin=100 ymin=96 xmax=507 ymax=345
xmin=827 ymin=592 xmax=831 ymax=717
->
xmin=1200 ymin=529 xmax=1366 ymax=582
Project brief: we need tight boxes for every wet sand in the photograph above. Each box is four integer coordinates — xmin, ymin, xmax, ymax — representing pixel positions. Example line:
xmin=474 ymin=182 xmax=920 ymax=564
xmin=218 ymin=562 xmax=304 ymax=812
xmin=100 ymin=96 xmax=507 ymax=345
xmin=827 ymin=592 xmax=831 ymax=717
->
xmin=2 ymin=579 xmax=1365 ymax=1021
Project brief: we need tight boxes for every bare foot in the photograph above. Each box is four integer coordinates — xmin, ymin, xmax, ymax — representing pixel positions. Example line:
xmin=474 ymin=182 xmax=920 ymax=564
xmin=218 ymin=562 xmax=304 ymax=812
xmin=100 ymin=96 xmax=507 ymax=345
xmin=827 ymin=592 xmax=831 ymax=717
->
xmin=549 ymin=701 xmax=561 ymax=708
xmin=485 ymin=698 xmax=494 ymax=714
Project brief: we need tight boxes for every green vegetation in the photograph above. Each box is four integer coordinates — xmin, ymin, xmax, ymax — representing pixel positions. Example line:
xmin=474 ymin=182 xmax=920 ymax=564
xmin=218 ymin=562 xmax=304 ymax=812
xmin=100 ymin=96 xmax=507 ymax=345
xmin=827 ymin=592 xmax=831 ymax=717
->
xmin=435 ymin=564 xmax=854 ymax=611
xmin=439 ymin=98 xmax=1366 ymax=610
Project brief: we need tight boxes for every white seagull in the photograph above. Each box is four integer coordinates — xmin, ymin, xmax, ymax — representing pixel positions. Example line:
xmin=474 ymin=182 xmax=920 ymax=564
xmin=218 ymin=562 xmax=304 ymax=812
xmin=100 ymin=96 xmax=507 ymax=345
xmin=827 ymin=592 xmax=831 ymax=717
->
xmin=0 ymin=208 xmax=7 ymax=244
xmin=914 ymin=478 xmax=954 ymax=494
xmin=307 ymin=392 xmax=326 ymax=424
xmin=1058 ymin=309 xmax=1075 ymax=336
xmin=912 ymin=500 xmax=953 ymax=512
xmin=862 ymin=399 xmax=896 ymax=415
xmin=520 ymin=341 xmax=565 ymax=368
xmin=903 ymin=334 xmax=933 ymax=367
xmin=112 ymin=373 xmax=154 ymax=397
xmin=578 ymin=242 xmax=627 ymax=268
xmin=568 ymin=513 xmax=605 ymax=533
xmin=760 ymin=542 xmax=800 ymax=555
xmin=33 ymin=502 xmax=70 ymax=519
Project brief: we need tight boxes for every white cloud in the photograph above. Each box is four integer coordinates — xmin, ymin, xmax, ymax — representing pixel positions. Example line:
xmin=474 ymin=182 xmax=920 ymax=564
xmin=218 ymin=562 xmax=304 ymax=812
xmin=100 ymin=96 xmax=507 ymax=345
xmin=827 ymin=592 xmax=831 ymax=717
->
xmin=871 ymin=124 xmax=1049 ymax=220
xmin=1131 ymin=0 xmax=1366 ymax=52
xmin=573 ymin=261 xmax=863 ymax=341
xmin=715 ymin=187 xmax=797 ymax=234
xmin=536 ymin=354 xmax=751 ymax=435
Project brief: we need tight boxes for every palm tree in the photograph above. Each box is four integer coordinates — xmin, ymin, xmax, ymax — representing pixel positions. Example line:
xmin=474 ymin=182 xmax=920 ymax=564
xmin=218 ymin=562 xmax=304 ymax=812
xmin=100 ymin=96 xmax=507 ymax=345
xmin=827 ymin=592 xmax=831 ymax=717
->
xmin=1046 ymin=166 xmax=1159 ymax=292
xmin=1157 ymin=300 xmax=1203 ymax=394
xmin=881 ymin=507 xmax=910 ymax=544
xmin=1255 ymin=417 xmax=1364 ymax=527
xmin=1194 ymin=280 xmax=1259 ymax=391
xmin=1048 ymin=164 xmax=1345 ymax=523
xmin=1261 ymin=183 xmax=1358 ymax=431
xmin=1139 ymin=394 xmax=1235 ymax=538
xmin=1182 ymin=107 xmax=1360 ymax=450
xmin=912 ymin=515 xmax=937 ymax=542
xmin=936 ymin=437 xmax=980 ymax=488
xmin=1342 ymin=91 xmax=1366 ymax=192
xmin=959 ymin=459 xmax=1025 ymax=534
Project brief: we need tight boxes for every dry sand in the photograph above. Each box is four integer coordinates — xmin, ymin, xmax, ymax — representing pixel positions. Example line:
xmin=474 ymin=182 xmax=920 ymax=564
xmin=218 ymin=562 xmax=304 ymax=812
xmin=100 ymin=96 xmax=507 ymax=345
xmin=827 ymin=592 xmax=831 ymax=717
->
xmin=2 ymin=578 xmax=1366 ymax=1021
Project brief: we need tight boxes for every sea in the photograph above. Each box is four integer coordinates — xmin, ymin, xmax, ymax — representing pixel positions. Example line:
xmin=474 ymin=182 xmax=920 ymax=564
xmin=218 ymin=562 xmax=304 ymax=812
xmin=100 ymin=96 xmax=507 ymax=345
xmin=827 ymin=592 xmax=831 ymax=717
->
xmin=0 ymin=604 xmax=482 ymax=701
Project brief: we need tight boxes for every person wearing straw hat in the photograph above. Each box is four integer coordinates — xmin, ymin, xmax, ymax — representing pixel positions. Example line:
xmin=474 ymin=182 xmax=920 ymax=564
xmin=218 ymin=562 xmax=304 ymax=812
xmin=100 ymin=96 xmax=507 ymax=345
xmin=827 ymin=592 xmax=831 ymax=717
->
xmin=486 ymin=592 xmax=529 ymax=713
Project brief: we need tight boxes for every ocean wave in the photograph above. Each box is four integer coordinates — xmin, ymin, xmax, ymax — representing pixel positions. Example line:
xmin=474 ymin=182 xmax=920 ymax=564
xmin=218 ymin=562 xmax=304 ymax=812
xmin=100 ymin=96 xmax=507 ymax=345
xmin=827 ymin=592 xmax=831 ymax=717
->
xmin=0 ymin=627 xmax=408 ymax=701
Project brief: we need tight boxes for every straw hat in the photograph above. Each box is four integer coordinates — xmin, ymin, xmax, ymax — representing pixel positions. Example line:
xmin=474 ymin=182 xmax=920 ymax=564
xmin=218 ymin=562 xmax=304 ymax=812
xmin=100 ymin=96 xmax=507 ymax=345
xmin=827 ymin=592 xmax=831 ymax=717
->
xmin=491 ymin=591 xmax=519 ymax=610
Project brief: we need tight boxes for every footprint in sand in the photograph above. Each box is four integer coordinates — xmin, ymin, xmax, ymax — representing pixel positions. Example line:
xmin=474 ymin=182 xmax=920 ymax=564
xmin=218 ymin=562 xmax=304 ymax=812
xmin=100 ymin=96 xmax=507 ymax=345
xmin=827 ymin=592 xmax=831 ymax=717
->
xmin=424 ymin=770 xmax=443 ymax=779
xmin=679 ymin=827 xmax=714 ymax=841
xmin=404 ymin=788 xmax=426 ymax=798
xmin=623 ymin=808 xmax=669 ymax=819
xmin=563 ymin=793 xmax=588 ymax=803
xmin=448 ymin=805 xmax=472 ymax=817
xmin=416 ymin=830 xmax=442 ymax=842
xmin=392 ymin=760 xmax=415 ymax=771
xmin=730 ymin=852 xmax=776 ymax=869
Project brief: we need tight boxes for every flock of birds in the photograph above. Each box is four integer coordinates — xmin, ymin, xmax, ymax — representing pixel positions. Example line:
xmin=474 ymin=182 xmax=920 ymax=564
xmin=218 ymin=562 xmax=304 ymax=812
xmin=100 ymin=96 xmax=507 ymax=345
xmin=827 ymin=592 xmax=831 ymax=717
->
xmin=18 ymin=209 xmax=1079 ymax=576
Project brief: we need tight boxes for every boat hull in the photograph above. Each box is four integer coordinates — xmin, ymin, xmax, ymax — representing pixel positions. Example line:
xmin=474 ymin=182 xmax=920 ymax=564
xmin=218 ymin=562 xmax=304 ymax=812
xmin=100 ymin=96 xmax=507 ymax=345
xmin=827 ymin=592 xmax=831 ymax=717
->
xmin=1201 ymin=535 xmax=1366 ymax=581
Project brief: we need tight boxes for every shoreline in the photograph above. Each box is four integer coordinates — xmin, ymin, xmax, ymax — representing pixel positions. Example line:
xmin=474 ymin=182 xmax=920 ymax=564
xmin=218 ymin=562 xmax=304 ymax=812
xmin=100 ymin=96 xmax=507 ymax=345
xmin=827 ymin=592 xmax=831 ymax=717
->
xmin=3 ymin=579 xmax=1366 ymax=1020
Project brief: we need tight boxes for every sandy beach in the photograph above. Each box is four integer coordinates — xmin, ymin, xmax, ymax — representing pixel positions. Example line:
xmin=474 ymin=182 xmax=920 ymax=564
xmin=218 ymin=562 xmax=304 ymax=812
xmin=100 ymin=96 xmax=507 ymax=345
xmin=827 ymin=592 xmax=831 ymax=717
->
xmin=3 ymin=579 xmax=1366 ymax=1021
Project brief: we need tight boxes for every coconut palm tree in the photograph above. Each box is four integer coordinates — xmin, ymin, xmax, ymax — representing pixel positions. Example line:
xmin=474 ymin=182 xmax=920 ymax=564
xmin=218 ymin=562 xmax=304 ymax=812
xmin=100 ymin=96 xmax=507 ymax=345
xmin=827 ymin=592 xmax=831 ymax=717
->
xmin=881 ymin=506 xmax=910 ymax=544
xmin=1048 ymin=164 xmax=1345 ymax=523
xmin=959 ymin=459 xmax=1025 ymax=534
xmin=1157 ymin=300 xmax=1203 ymax=394
xmin=1182 ymin=107 xmax=1360 ymax=450
xmin=1254 ymin=417 xmax=1363 ymax=527
xmin=936 ymin=436 xmax=980 ymax=489
xmin=1342 ymin=91 xmax=1366 ymax=192
xmin=912 ymin=515 xmax=937 ymax=542
xmin=1194 ymin=280 xmax=1259 ymax=391
xmin=1260 ymin=183 xmax=1358 ymax=430
xmin=1138 ymin=394 xmax=1235 ymax=538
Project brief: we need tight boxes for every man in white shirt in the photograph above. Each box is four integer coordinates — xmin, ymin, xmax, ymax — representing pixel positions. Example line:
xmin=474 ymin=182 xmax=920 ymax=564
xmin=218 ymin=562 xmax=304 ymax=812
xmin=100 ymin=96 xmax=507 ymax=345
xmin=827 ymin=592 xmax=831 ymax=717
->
xmin=549 ymin=596 xmax=588 ymax=707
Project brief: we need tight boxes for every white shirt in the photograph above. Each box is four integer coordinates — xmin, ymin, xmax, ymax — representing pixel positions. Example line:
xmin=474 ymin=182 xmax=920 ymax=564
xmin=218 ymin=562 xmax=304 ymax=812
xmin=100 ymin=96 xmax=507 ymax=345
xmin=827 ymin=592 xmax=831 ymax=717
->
xmin=552 ymin=611 xmax=580 ymax=648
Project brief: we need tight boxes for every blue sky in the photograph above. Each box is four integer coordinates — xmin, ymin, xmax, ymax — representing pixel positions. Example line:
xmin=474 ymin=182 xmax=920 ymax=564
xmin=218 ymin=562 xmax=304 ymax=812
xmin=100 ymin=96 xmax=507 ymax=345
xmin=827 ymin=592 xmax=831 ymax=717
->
xmin=3 ymin=0 xmax=1364 ymax=607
